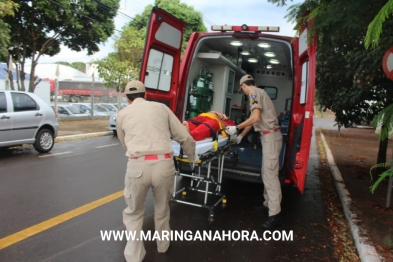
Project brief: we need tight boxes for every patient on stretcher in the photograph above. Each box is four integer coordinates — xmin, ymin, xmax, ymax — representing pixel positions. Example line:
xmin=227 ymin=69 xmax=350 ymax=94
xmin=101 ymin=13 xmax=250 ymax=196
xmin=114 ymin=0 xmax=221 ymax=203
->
xmin=182 ymin=111 xmax=236 ymax=141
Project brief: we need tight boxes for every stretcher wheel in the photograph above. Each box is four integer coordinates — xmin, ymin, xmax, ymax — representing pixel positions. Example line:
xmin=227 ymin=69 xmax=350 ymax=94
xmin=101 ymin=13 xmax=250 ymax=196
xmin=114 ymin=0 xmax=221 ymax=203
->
xmin=208 ymin=211 xmax=215 ymax=225
xmin=181 ymin=191 xmax=187 ymax=199
xmin=221 ymin=199 xmax=227 ymax=210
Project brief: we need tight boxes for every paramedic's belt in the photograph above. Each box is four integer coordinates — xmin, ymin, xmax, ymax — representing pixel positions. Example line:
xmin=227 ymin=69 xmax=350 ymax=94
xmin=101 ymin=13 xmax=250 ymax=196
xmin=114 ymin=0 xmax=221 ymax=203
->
xmin=260 ymin=128 xmax=279 ymax=135
xmin=130 ymin=154 xmax=171 ymax=160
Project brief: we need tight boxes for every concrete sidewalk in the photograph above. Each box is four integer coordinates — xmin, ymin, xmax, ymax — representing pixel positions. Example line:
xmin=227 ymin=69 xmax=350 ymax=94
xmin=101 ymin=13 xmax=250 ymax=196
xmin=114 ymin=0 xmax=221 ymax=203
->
xmin=314 ymin=116 xmax=381 ymax=261
xmin=55 ymin=131 xmax=112 ymax=143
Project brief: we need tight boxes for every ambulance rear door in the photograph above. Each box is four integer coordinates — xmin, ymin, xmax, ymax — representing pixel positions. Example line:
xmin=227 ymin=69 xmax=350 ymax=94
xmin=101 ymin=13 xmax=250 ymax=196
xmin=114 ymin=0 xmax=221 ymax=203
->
xmin=140 ymin=7 xmax=186 ymax=112
xmin=286 ymin=20 xmax=317 ymax=193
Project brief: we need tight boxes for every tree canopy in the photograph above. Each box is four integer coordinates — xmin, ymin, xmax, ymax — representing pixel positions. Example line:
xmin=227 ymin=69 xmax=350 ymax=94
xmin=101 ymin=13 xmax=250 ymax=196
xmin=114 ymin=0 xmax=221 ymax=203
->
xmin=268 ymin=0 xmax=393 ymax=167
xmin=97 ymin=0 xmax=206 ymax=92
xmin=0 ymin=0 xmax=18 ymax=59
xmin=4 ymin=0 xmax=119 ymax=92
xmin=96 ymin=26 xmax=145 ymax=92
xmin=128 ymin=0 xmax=207 ymax=44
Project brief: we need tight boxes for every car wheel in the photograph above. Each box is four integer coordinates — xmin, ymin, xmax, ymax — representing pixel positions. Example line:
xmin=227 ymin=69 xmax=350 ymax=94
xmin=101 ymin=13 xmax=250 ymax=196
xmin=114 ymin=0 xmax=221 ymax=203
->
xmin=34 ymin=129 xmax=54 ymax=153
xmin=113 ymin=130 xmax=117 ymax=137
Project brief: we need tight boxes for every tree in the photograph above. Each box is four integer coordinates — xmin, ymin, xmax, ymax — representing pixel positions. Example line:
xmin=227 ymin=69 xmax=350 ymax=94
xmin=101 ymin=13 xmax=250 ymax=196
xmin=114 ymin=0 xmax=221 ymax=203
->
xmin=0 ymin=0 xmax=18 ymax=60
xmin=365 ymin=0 xmax=393 ymax=50
xmin=96 ymin=26 xmax=145 ymax=105
xmin=268 ymin=0 xmax=393 ymax=168
xmin=128 ymin=0 xmax=206 ymax=45
xmin=4 ymin=0 xmax=119 ymax=92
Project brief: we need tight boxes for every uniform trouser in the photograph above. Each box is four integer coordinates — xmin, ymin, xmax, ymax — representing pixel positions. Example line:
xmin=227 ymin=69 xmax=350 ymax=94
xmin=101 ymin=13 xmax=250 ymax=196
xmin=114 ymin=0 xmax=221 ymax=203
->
xmin=123 ymin=158 xmax=175 ymax=262
xmin=261 ymin=131 xmax=283 ymax=216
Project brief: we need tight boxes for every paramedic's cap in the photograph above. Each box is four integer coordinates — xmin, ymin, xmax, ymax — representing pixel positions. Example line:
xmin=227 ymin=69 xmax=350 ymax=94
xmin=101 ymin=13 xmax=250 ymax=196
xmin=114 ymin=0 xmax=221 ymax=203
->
xmin=240 ymin=74 xmax=254 ymax=85
xmin=124 ymin=80 xmax=146 ymax=94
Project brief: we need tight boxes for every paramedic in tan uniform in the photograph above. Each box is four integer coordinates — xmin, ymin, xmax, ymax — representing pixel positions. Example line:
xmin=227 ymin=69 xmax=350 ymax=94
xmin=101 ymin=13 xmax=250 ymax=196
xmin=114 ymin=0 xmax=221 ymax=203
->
xmin=226 ymin=74 xmax=283 ymax=229
xmin=116 ymin=80 xmax=197 ymax=262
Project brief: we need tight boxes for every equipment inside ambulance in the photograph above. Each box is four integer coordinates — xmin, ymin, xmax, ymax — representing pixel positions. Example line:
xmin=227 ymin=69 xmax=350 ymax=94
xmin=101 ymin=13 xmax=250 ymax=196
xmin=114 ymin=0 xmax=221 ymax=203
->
xmin=139 ymin=7 xmax=316 ymax=193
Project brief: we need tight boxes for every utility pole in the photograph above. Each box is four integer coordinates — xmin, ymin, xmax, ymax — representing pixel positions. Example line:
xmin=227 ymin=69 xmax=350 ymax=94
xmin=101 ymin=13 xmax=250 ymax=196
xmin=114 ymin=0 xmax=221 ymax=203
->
xmin=55 ymin=64 xmax=60 ymax=115
xmin=91 ymin=72 xmax=95 ymax=117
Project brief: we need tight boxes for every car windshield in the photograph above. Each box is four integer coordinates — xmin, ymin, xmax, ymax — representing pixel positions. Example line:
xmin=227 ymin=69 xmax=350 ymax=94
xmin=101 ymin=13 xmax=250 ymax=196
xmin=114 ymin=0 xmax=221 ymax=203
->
xmin=65 ymin=105 xmax=82 ymax=114
xmin=94 ymin=105 xmax=110 ymax=112
xmin=101 ymin=104 xmax=115 ymax=111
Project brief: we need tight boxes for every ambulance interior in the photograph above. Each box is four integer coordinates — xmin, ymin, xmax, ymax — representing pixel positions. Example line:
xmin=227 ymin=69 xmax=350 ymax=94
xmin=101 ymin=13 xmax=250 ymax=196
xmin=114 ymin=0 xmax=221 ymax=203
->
xmin=183 ymin=35 xmax=293 ymax=181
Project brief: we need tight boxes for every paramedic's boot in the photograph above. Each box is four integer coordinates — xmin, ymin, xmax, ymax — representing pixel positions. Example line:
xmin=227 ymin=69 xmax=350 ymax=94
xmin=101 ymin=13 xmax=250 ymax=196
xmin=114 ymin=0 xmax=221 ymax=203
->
xmin=262 ymin=213 xmax=282 ymax=229
xmin=254 ymin=204 xmax=269 ymax=213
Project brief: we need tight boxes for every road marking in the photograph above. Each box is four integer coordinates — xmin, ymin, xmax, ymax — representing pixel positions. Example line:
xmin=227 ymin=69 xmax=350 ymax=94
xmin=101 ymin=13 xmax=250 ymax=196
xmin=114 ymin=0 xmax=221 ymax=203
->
xmin=95 ymin=143 xmax=119 ymax=148
xmin=0 ymin=190 xmax=124 ymax=250
xmin=38 ymin=151 xmax=72 ymax=158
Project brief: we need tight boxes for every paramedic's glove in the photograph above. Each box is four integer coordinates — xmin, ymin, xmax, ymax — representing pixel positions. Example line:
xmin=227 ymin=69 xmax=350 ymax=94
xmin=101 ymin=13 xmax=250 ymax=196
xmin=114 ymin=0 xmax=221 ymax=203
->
xmin=226 ymin=126 xmax=239 ymax=135
xmin=236 ymin=134 xmax=243 ymax=144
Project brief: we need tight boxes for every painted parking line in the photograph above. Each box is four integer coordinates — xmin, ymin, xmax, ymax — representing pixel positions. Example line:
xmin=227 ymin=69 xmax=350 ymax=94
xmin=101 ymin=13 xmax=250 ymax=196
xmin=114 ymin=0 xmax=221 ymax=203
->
xmin=38 ymin=151 xmax=72 ymax=158
xmin=95 ymin=143 xmax=119 ymax=149
xmin=0 ymin=190 xmax=124 ymax=250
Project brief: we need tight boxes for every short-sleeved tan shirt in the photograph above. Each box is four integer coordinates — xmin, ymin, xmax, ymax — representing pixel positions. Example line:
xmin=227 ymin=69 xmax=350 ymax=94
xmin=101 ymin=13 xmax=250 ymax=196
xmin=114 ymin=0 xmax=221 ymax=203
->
xmin=249 ymin=87 xmax=280 ymax=132
xmin=116 ymin=98 xmax=196 ymax=161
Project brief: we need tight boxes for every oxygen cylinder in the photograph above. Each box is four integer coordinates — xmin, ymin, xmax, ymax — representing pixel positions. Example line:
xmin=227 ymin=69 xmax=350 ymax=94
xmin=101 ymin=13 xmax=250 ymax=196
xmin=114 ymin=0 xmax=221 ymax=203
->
xmin=189 ymin=94 xmax=199 ymax=117
xmin=189 ymin=71 xmax=205 ymax=117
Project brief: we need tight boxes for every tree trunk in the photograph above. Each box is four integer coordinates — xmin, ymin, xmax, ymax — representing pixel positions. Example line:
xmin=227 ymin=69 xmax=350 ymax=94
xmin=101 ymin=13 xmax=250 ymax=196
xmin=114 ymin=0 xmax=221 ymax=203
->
xmin=29 ymin=60 xmax=36 ymax=93
xmin=376 ymin=138 xmax=389 ymax=175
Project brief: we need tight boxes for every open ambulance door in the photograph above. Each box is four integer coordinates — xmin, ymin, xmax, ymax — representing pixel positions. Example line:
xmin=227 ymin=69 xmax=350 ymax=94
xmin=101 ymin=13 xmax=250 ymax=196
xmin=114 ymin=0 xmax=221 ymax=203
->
xmin=139 ymin=7 xmax=186 ymax=113
xmin=286 ymin=20 xmax=317 ymax=193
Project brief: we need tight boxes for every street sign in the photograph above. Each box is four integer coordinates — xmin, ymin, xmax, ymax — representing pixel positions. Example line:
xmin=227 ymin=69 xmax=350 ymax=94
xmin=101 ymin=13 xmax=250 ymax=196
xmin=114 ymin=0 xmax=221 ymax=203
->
xmin=382 ymin=47 xmax=393 ymax=80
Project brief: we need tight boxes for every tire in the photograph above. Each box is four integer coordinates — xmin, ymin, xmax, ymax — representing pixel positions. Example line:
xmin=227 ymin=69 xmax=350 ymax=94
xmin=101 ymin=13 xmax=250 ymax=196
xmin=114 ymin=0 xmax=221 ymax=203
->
xmin=113 ymin=130 xmax=117 ymax=137
xmin=33 ymin=129 xmax=54 ymax=153
xmin=70 ymin=96 xmax=78 ymax=103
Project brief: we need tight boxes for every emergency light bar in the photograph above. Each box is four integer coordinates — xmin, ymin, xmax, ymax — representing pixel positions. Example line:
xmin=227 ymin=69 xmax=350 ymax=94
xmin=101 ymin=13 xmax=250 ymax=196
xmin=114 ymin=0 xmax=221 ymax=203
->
xmin=211 ymin=25 xmax=280 ymax=33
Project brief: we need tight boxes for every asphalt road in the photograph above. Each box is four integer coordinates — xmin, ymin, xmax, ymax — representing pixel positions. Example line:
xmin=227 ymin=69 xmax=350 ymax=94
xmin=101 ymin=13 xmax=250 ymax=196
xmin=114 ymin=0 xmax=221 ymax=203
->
xmin=0 ymin=132 xmax=336 ymax=262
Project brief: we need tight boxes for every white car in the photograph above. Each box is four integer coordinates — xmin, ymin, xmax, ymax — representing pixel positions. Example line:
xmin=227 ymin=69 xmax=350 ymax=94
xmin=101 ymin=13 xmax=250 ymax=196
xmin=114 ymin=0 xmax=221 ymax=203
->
xmin=98 ymin=103 xmax=118 ymax=112
xmin=0 ymin=90 xmax=59 ymax=153
xmin=51 ymin=104 xmax=88 ymax=117
xmin=70 ymin=103 xmax=115 ymax=116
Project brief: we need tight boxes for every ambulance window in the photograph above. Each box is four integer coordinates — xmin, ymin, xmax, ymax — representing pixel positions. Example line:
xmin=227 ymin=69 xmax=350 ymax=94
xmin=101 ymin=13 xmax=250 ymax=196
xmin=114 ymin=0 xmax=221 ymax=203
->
xmin=257 ymin=86 xmax=277 ymax=100
xmin=300 ymin=61 xmax=308 ymax=105
xmin=144 ymin=49 xmax=173 ymax=92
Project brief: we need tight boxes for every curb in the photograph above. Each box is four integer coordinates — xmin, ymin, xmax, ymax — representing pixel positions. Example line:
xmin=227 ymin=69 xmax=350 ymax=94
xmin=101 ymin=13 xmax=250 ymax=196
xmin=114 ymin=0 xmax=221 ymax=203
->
xmin=55 ymin=131 xmax=113 ymax=142
xmin=320 ymin=132 xmax=382 ymax=262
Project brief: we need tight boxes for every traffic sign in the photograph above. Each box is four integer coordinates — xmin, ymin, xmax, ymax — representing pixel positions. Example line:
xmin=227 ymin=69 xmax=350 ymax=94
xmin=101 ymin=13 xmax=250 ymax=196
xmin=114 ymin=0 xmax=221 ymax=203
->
xmin=382 ymin=47 xmax=393 ymax=80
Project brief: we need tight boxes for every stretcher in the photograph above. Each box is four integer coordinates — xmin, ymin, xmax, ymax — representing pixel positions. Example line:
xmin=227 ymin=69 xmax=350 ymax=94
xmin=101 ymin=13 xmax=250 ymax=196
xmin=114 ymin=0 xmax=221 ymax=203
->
xmin=171 ymin=134 xmax=237 ymax=225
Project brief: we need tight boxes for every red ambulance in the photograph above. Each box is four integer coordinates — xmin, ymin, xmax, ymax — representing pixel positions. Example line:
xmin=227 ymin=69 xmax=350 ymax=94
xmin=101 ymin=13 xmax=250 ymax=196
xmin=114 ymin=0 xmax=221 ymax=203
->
xmin=139 ymin=7 xmax=316 ymax=193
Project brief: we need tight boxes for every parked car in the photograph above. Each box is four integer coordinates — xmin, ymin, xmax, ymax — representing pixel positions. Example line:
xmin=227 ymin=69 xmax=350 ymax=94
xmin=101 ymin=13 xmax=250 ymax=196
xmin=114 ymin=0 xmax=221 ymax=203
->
xmin=112 ymin=103 xmax=128 ymax=110
xmin=70 ymin=103 xmax=115 ymax=116
xmin=109 ymin=113 xmax=117 ymax=136
xmin=0 ymin=90 xmax=59 ymax=153
xmin=51 ymin=104 xmax=88 ymax=117
xmin=98 ymin=103 xmax=118 ymax=112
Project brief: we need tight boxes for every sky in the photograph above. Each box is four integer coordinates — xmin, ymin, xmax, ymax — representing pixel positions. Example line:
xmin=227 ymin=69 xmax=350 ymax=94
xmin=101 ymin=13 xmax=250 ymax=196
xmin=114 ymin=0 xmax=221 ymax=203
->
xmin=37 ymin=0 xmax=303 ymax=64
